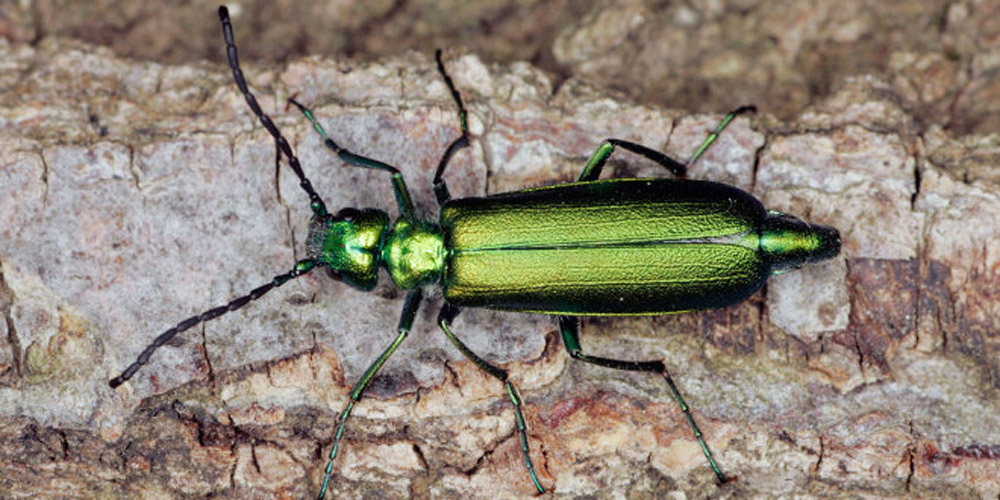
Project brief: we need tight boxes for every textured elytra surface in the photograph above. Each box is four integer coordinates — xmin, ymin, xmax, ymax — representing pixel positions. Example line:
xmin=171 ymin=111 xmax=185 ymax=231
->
xmin=1 ymin=36 xmax=999 ymax=500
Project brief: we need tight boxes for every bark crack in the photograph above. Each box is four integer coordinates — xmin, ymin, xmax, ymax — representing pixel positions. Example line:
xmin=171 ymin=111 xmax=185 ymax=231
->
xmin=475 ymin=106 xmax=496 ymax=197
xmin=250 ymin=442 xmax=262 ymax=474
xmin=905 ymin=420 xmax=916 ymax=492
xmin=751 ymin=128 xmax=767 ymax=192
xmin=911 ymin=142 xmax=923 ymax=210
xmin=200 ymin=323 xmax=215 ymax=384
xmin=814 ymin=436 xmax=825 ymax=474
xmin=38 ymin=149 xmax=50 ymax=205
xmin=126 ymin=144 xmax=140 ymax=191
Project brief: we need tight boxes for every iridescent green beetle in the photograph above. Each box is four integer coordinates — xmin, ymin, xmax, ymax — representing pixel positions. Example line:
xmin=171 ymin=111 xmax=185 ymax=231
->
xmin=110 ymin=6 xmax=841 ymax=498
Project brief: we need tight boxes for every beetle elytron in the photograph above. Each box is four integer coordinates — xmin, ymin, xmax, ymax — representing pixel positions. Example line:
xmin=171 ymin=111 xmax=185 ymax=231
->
xmin=110 ymin=6 xmax=841 ymax=498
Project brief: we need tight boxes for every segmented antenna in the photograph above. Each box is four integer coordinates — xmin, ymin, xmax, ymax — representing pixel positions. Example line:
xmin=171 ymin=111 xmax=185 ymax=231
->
xmin=109 ymin=260 xmax=315 ymax=387
xmin=218 ymin=5 xmax=328 ymax=218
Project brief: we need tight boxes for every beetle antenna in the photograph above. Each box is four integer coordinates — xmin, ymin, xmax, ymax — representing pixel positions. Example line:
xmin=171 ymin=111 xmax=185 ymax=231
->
xmin=109 ymin=260 xmax=317 ymax=388
xmin=218 ymin=6 xmax=328 ymax=218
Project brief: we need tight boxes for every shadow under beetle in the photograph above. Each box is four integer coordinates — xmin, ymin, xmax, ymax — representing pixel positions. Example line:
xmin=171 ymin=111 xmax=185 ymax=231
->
xmin=109 ymin=5 xmax=841 ymax=497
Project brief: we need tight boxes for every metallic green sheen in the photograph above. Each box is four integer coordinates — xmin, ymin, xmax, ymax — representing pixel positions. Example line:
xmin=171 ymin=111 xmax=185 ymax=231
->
xmin=761 ymin=211 xmax=841 ymax=271
xmin=440 ymin=178 xmax=770 ymax=315
xmin=306 ymin=208 xmax=389 ymax=291
xmin=382 ymin=219 xmax=446 ymax=289
xmin=444 ymin=178 xmax=763 ymax=249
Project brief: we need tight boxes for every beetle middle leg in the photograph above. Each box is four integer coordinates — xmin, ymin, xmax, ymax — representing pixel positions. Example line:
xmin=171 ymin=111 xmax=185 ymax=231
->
xmin=437 ymin=303 xmax=546 ymax=493
xmin=577 ymin=105 xmax=756 ymax=182
xmin=317 ymin=289 xmax=423 ymax=500
xmin=558 ymin=315 xmax=728 ymax=484
xmin=430 ymin=49 xmax=471 ymax=206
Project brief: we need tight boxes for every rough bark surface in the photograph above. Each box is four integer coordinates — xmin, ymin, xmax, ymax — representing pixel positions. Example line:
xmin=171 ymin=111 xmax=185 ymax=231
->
xmin=1 ymin=14 xmax=1000 ymax=500
xmin=3 ymin=1 xmax=1000 ymax=134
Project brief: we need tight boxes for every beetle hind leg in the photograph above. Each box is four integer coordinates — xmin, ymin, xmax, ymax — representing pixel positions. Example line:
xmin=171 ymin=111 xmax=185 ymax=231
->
xmin=577 ymin=105 xmax=756 ymax=182
xmin=685 ymin=105 xmax=756 ymax=168
xmin=437 ymin=303 xmax=545 ymax=493
xmin=578 ymin=139 xmax=686 ymax=182
xmin=558 ymin=315 xmax=728 ymax=484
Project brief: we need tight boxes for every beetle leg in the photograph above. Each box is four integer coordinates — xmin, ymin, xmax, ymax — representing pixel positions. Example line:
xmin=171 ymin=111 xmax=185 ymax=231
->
xmin=317 ymin=289 xmax=423 ymax=500
xmin=288 ymin=99 xmax=418 ymax=220
xmin=558 ymin=315 xmax=728 ymax=484
xmin=578 ymin=139 xmax=686 ymax=181
xmin=577 ymin=105 xmax=756 ymax=182
xmin=437 ymin=303 xmax=546 ymax=493
xmin=431 ymin=49 xmax=471 ymax=206
xmin=686 ymin=105 xmax=756 ymax=168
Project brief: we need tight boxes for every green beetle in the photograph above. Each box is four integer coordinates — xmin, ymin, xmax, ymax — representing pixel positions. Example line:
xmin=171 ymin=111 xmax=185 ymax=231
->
xmin=110 ymin=7 xmax=841 ymax=498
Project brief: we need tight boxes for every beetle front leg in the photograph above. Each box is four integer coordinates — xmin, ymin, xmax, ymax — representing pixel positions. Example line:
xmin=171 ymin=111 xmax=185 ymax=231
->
xmin=289 ymin=99 xmax=417 ymax=220
xmin=437 ymin=303 xmax=545 ymax=493
xmin=317 ymin=289 xmax=422 ymax=500
xmin=558 ymin=315 xmax=728 ymax=484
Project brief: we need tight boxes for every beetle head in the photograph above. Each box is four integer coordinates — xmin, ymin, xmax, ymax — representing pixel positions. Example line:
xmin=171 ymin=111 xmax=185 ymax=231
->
xmin=306 ymin=207 xmax=389 ymax=290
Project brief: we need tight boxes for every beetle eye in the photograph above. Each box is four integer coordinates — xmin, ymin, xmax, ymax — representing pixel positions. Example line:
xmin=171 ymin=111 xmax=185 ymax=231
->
xmin=334 ymin=208 xmax=360 ymax=222
xmin=325 ymin=267 xmax=343 ymax=281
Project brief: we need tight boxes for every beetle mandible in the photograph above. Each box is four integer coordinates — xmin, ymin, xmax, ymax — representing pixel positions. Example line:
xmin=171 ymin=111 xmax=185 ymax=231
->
xmin=109 ymin=6 xmax=841 ymax=498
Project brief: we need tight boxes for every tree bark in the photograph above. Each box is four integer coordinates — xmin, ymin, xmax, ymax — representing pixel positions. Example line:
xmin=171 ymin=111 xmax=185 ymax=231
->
xmin=1 ymin=10 xmax=999 ymax=499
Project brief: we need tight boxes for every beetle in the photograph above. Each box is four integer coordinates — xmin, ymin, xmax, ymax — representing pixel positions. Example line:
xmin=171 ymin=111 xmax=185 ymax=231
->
xmin=109 ymin=6 xmax=841 ymax=498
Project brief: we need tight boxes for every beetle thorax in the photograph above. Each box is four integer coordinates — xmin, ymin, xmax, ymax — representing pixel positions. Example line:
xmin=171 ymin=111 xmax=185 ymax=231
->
xmin=382 ymin=219 xmax=446 ymax=290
